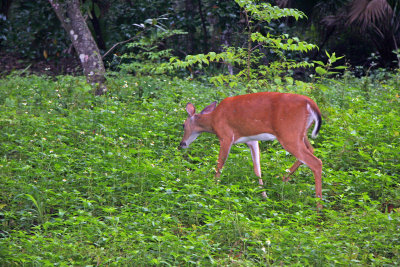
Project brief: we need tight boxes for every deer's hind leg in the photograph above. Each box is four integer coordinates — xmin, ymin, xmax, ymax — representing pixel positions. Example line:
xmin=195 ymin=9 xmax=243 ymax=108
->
xmin=279 ymin=136 xmax=322 ymax=201
xmin=282 ymin=137 xmax=315 ymax=182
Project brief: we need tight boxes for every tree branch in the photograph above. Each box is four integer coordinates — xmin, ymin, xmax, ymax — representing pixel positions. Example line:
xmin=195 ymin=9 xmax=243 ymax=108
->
xmin=102 ymin=36 xmax=137 ymax=59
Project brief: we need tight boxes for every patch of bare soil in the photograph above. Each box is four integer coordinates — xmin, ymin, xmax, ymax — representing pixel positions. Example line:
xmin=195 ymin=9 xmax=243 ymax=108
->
xmin=0 ymin=52 xmax=82 ymax=77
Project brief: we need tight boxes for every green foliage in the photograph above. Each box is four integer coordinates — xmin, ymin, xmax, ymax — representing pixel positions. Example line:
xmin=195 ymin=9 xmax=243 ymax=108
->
xmin=1 ymin=0 xmax=398 ymax=71
xmin=154 ymin=0 xmax=316 ymax=91
xmin=235 ymin=0 xmax=305 ymax=22
xmin=0 ymin=0 xmax=67 ymax=59
xmin=119 ymin=16 xmax=186 ymax=76
xmin=313 ymin=51 xmax=347 ymax=79
xmin=0 ymin=73 xmax=399 ymax=265
xmin=311 ymin=51 xmax=348 ymax=102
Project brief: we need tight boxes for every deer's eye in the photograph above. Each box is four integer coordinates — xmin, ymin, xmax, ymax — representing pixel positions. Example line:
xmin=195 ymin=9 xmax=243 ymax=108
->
xmin=182 ymin=124 xmax=185 ymax=129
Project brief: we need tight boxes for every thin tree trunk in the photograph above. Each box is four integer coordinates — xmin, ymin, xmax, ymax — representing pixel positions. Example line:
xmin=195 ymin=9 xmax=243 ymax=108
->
xmin=0 ymin=0 xmax=13 ymax=18
xmin=90 ymin=0 xmax=106 ymax=51
xmin=185 ymin=0 xmax=196 ymax=54
xmin=197 ymin=0 xmax=208 ymax=53
xmin=393 ymin=34 xmax=400 ymax=68
xmin=222 ymin=29 xmax=234 ymax=75
xmin=49 ymin=0 xmax=107 ymax=95
xmin=90 ymin=12 xmax=106 ymax=51
xmin=245 ymin=10 xmax=251 ymax=84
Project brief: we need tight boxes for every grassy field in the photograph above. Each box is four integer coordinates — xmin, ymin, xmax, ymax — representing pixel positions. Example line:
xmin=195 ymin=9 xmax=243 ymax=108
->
xmin=0 ymin=72 xmax=399 ymax=265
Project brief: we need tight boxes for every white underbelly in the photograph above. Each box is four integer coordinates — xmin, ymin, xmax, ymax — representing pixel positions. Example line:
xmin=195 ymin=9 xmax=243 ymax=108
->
xmin=235 ymin=133 xmax=276 ymax=144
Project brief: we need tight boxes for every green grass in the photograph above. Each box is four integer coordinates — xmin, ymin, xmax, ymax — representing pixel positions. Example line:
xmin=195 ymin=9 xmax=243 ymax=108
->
xmin=0 ymin=72 xmax=399 ymax=265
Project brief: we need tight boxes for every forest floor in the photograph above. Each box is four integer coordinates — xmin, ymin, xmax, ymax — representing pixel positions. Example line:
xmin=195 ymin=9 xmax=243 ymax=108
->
xmin=0 ymin=52 xmax=81 ymax=76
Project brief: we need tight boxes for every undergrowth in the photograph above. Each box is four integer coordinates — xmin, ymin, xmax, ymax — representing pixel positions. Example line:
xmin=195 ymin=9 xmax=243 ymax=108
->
xmin=0 ymin=72 xmax=399 ymax=265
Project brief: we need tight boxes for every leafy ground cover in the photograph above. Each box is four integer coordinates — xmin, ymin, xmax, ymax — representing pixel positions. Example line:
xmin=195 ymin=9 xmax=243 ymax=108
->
xmin=0 ymin=72 xmax=399 ymax=265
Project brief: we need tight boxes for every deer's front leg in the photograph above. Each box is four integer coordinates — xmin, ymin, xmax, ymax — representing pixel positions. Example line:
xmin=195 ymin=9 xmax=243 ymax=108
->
xmin=247 ymin=141 xmax=267 ymax=198
xmin=247 ymin=141 xmax=261 ymax=177
xmin=215 ymin=137 xmax=233 ymax=178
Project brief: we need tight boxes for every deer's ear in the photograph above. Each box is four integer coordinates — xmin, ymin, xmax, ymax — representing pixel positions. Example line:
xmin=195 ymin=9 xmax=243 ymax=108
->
xmin=200 ymin=101 xmax=217 ymax=114
xmin=185 ymin=103 xmax=196 ymax=117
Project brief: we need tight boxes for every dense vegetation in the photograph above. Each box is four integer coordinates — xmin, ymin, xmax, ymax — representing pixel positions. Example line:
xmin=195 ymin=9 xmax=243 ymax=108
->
xmin=1 ymin=0 xmax=399 ymax=70
xmin=0 ymin=71 xmax=399 ymax=265
xmin=1 ymin=0 xmax=399 ymax=265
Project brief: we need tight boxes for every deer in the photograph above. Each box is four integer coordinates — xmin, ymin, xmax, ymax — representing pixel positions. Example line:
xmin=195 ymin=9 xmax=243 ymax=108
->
xmin=179 ymin=92 xmax=323 ymax=208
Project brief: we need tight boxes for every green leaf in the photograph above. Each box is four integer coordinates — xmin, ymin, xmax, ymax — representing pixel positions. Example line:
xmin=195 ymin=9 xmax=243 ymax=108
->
xmin=313 ymin=61 xmax=325 ymax=66
xmin=209 ymin=52 xmax=216 ymax=61
xmin=93 ymin=3 xmax=101 ymax=18
xmin=315 ymin=66 xmax=328 ymax=76
xmin=334 ymin=66 xmax=348 ymax=70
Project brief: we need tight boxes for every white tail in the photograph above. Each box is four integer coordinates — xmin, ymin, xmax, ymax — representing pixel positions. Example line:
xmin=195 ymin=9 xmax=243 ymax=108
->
xmin=180 ymin=92 xmax=323 ymax=208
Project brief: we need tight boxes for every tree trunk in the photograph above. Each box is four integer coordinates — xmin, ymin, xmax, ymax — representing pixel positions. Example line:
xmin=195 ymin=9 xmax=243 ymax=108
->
xmin=185 ymin=0 xmax=196 ymax=54
xmin=49 ymin=0 xmax=107 ymax=95
xmin=0 ymin=0 xmax=13 ymax=18
xmin=197 ymin=0 xmax=208 ymax=53
xmin=221 ymin=29 xmax=234 ymax=75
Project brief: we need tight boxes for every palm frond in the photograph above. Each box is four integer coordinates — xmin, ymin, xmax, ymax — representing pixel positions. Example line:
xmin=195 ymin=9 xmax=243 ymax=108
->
xmin=347 ymin=0 xmax=393 ymax=31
